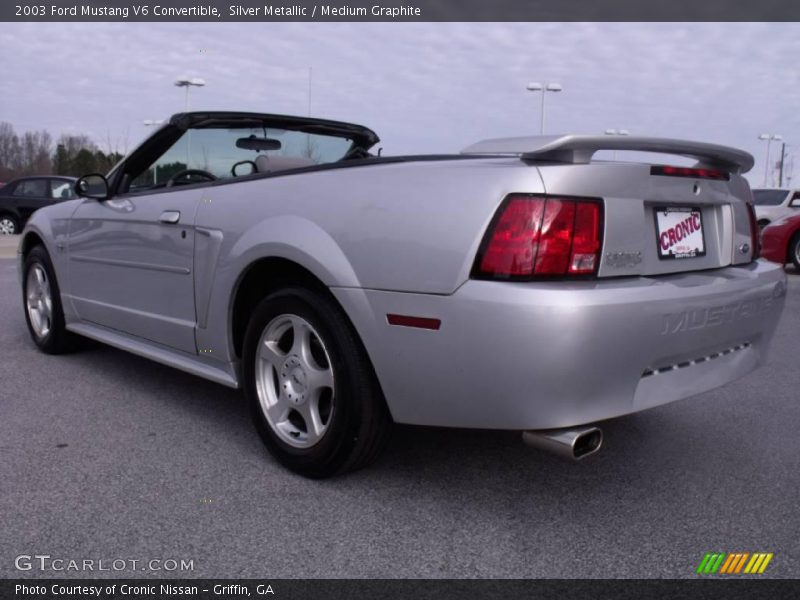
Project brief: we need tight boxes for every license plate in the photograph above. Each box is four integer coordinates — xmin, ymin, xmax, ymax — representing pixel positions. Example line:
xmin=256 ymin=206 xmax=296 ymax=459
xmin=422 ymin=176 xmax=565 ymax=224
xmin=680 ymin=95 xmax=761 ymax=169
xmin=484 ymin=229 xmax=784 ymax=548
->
xmin=655 ymin=207 xmax=706 ymax=259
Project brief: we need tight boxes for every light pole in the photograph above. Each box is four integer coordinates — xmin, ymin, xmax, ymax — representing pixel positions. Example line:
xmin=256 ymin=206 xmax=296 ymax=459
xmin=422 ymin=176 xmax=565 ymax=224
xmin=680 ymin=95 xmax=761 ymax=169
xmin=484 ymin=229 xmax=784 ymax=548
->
xmin=174 ymin=76 xmax=205 ymax=167
xmin=174 ymin=76 xmax=205 ymax=110
xmin=759 ymin=133 xmax=782 ymax=187
xmin=778 ymin=142 xmax=789 ymax=187
xmin=604 ymin=128 xmax=630 ymax=160
xmin=526 ymin=82 xmax=562 ymax=135
xmin=143 ymin=120 xmax=164 ymax=184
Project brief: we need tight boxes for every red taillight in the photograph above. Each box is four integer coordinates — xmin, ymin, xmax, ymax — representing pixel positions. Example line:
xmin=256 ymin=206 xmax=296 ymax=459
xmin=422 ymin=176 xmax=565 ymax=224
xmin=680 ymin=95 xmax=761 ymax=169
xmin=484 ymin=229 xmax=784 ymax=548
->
xmin=477 ymin=197 xmax=545 ymax=276
xmin=651 ymin=165 xmax=730 ymax=180
xmin=746 ymin=202 xmax=760 ymax=260
xmin=570 ymin=202 xmax=603 ymax=274
xmin=535 ymin=199 xmax=575 ymax=275
xmin=474 ymin=195 xmax=603 ymax=279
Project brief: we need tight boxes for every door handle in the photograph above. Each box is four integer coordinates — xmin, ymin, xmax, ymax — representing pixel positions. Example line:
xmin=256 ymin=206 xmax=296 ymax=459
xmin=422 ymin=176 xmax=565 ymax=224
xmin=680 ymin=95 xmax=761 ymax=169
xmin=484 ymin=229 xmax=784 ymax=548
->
xmin=159 ymin=210 xmax=181 ymax=224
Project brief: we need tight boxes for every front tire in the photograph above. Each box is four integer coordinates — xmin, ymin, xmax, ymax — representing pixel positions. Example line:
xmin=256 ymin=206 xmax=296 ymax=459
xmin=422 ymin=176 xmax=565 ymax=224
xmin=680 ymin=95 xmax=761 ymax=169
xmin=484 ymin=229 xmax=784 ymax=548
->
xmin=22 ymin=245 xmax=77 ymax=354
xmin=243 ymin=287 xmax=391 ymax=478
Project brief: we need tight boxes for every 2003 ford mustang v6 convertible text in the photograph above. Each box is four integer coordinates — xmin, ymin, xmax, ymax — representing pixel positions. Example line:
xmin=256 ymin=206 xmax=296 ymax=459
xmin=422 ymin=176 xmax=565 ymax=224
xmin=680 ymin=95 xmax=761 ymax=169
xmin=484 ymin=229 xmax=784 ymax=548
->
xmin=18 ymin=111 xmax=787 ymax=477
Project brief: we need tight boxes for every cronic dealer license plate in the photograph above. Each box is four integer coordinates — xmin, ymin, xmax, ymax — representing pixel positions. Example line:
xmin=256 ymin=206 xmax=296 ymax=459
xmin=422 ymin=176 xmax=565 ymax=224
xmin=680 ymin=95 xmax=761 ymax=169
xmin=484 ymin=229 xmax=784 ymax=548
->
xmin=655 ymin=207 xmax=706 ymax=259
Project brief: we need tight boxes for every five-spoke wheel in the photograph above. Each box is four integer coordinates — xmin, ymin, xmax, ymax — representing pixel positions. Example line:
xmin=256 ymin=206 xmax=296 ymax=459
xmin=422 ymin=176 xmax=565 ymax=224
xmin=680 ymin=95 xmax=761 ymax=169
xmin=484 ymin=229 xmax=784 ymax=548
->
xmin=243 ymin=286 xmax=391 ymax=478
xmin=22 ymin=245 xmax=76 ymax=354
xmin=256 ymin=314 xmax=335 ymax=448
xmin=26 ymin=263 xmax=53 ymax=339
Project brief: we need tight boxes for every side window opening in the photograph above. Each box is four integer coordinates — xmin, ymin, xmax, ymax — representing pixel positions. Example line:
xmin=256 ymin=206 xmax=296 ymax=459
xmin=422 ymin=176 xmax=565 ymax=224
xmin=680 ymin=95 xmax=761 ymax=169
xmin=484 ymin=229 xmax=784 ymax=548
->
xmin=12 ymin=179 xmax=48 ymax=198
xmin=126 ymin=124 xmax=356 ymax=194
xmin=50 ymin=180 xmax=75 ymax=200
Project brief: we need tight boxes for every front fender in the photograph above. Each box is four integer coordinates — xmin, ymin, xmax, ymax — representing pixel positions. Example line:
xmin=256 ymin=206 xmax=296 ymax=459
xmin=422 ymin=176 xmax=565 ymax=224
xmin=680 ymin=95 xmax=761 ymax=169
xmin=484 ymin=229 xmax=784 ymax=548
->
xmin=18 ymin=201 xmax=82 ymax=312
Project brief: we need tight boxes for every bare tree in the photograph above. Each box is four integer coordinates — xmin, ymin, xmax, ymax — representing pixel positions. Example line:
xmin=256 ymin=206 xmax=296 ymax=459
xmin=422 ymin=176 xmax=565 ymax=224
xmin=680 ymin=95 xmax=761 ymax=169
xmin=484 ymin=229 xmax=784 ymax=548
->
xmin=0 ymin=122 xmax=21 ymax=179
xmin=0 ymin=125 xmax=52 ymax=178
xmin=103 ymin=128 xmax=129 ymax=158
xmin=0 ymin=123 xmax=128 ymax=179
xmin=20 ymin=130 xmax=53 ymax=175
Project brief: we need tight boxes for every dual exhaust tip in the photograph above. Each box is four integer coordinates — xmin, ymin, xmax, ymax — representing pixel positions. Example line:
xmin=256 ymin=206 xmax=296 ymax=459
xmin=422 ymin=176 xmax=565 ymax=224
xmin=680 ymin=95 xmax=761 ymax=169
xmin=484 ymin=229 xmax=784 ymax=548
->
xmin=522 ymin=426 xmax=603 ymax=460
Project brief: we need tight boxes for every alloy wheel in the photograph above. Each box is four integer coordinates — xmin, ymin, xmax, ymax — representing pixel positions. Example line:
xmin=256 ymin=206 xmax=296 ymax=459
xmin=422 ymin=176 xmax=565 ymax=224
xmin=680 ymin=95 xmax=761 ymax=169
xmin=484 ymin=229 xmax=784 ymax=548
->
xmin=255 ymin=314 xmax=335 ymax=448
xmin=0 ymin=217 xmax=16 ymax=235
xmin=26 ymin=264 xmax=53 ymax=339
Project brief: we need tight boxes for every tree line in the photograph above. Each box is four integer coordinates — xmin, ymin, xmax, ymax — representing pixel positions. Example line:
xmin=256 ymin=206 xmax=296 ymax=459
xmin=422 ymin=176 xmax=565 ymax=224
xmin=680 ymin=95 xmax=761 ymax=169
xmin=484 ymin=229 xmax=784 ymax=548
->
xmin=0 ymin=122 xmax=125 ymax=182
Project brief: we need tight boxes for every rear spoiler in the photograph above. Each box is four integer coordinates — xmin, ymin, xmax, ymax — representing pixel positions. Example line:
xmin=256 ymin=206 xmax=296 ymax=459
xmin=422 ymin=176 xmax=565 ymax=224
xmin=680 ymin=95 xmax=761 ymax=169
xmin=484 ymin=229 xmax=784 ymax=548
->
xmin=461 ymin=135 xmax=754 ymax=174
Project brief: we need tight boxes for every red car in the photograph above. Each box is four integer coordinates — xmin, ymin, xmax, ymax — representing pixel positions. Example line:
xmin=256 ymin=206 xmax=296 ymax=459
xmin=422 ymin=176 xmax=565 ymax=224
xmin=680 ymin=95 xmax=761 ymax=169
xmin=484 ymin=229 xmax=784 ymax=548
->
xmin=761 ymin=213 xmax=800 ymax=269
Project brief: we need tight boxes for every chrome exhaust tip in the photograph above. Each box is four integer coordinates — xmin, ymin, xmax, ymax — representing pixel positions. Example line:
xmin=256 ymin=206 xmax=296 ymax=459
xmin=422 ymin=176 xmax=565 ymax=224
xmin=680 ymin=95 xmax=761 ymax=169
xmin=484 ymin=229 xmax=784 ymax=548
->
xmin=522 ymin=426 xmax=603 ymax=461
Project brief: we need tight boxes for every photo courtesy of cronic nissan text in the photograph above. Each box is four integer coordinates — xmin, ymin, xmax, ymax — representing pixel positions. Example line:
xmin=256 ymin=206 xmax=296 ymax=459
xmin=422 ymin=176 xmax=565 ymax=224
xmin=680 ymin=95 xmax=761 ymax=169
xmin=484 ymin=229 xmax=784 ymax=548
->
xmin=0 ymin=1 xmax=799 ymax=598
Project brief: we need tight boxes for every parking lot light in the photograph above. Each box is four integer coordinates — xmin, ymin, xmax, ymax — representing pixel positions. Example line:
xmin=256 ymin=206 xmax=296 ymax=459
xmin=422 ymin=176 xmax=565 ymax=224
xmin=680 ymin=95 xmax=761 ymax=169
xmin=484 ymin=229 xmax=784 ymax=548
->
xmin=759 ymin=134 xmax=783 ymax=187
xmin=174 ymin=76 xmax=206 ymax=110
xmin=527 ymin=81 xmax=563 ymax=135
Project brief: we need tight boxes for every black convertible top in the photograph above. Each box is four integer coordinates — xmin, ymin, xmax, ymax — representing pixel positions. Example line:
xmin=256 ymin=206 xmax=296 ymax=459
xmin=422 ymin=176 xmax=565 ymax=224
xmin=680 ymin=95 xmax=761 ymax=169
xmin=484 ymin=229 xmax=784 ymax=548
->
xmin=169 ymin=111 xmax=380 ymax=149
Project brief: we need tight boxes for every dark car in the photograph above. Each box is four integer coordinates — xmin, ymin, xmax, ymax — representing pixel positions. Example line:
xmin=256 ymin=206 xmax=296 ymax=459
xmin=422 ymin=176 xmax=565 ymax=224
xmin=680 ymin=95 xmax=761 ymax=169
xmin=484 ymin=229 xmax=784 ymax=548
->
xmin=761 ymin=213 xmax=800 ymax=269
xmin=0 ymin=176 xmax=77 ymax=234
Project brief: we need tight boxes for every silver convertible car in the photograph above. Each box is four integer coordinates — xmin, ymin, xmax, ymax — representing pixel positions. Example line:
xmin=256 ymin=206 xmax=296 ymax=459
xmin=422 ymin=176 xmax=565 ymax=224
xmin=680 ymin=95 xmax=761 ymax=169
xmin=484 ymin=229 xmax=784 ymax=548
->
xmin=18 ymin=111 xmax=786 ymax=477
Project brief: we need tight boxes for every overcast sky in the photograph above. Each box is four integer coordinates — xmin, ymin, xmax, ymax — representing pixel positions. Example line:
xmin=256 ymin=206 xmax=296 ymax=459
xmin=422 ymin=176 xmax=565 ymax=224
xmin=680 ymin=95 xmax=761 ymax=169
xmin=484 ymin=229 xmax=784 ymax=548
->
xmin=1 ymin=22 xmax=798 ymax=186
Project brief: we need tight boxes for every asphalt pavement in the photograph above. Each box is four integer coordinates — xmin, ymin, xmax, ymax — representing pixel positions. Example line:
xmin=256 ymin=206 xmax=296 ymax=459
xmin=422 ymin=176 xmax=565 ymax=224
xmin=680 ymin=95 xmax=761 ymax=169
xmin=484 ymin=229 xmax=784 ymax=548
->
xmin=1 ymin=256 xmax=798 ymax=579
xmin=0 ymin=235 xmax=19 ymax=259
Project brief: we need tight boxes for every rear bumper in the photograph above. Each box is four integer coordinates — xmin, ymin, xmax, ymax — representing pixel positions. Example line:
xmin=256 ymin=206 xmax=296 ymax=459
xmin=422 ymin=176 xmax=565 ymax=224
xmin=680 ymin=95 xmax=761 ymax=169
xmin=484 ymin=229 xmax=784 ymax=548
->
xmin=334 ymin=260 xmax=787 ymax=430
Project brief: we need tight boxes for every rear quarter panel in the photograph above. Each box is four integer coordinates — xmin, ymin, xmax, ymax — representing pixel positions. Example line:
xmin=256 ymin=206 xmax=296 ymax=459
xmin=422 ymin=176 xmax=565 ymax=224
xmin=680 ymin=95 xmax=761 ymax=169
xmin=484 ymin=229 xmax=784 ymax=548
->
xmin=194 ymin=158 xmax=546 ymax=363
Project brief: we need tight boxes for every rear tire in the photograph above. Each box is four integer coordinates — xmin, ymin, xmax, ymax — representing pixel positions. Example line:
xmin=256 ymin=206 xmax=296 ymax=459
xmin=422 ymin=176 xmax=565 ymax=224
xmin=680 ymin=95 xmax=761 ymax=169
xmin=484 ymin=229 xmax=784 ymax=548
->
xmin=0 ymin=214 xmax=18 ymax=235
xmin=22 ymin=245 xmax=78 ymax=354
xmin=243 ymin=286 xmax=391 ymax=478
xmin=789 ymin=232 xmax=800 ymax=270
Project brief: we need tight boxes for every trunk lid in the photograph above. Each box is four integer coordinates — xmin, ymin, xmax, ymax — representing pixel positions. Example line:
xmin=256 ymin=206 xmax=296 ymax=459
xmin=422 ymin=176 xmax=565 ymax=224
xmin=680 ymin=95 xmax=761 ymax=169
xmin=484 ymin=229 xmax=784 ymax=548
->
xmin=536 ymin=162 xmax=754 ymax=277
xmin=462 ymin=135 xmax=756 ymax=278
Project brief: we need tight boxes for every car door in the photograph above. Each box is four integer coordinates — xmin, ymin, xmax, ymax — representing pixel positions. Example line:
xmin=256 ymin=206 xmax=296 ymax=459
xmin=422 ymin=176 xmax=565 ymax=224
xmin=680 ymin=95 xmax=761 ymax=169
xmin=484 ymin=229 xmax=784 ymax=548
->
xmin=67 ymin=187 xmax=201 ymax=353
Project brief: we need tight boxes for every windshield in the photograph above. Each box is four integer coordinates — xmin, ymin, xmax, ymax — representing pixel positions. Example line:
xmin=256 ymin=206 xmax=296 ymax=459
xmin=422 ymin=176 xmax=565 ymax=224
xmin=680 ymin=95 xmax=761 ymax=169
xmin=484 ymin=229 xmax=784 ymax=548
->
xmin=752 ymin=189 xmax=789 ymax=206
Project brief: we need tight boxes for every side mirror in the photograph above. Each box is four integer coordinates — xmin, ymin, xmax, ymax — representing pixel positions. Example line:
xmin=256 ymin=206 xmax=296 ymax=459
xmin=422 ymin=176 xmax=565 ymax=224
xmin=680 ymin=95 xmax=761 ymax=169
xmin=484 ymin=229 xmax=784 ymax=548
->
xmin=75 ymin=174 xmax=110 ymax=200
xmin=790 ymin=197 xmax=800 ymax=208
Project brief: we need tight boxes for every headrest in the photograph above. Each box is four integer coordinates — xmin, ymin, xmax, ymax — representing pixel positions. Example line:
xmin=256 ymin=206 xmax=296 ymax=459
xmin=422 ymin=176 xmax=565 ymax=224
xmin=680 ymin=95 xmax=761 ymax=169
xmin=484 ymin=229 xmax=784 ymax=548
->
xmin=254 ymin=154 xmax=316 ymax=173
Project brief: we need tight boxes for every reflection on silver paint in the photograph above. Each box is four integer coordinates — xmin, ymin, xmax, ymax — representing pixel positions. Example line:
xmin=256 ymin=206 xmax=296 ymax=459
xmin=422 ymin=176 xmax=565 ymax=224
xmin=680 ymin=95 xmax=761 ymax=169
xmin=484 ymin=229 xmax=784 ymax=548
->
xmin=194 ymin=228 xmax=224 ymax=329
xmin=71 ymin=254 xmax=191 ymax=274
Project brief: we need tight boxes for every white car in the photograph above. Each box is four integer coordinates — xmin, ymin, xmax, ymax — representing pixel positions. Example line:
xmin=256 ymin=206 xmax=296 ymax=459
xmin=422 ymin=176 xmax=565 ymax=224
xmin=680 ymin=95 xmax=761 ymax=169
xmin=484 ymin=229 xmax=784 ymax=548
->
xmin=752 ymin=188 xmax=800 ymax=229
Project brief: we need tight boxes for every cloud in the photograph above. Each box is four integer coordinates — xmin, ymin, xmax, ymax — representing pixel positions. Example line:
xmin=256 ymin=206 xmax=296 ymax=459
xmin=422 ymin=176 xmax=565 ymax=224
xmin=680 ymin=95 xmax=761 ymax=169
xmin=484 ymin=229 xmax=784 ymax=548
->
xmin=1 ymin=22 xmax=797 ymax=185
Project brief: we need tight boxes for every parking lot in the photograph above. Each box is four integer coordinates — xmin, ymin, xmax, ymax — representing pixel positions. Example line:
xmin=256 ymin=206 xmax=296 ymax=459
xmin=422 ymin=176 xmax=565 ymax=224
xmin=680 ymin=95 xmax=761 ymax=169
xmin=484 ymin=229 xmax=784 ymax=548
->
xmin=0 ymin=249 xmax=798 ymax=579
